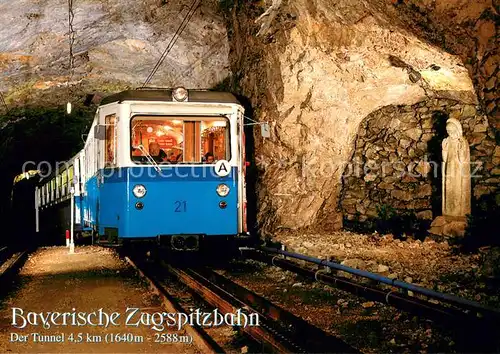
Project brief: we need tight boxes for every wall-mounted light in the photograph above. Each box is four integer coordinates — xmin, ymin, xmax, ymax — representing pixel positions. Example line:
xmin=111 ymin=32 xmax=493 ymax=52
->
xmin=66 ymin=102 xmax=72 ymax=114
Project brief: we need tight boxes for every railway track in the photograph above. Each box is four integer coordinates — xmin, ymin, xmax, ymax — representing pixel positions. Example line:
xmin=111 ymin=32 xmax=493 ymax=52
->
xmin=125 ymin=253 xmax=356 ymax=353
xmin=124 ymin=243 xmax=500 ymax=352
xmin=240 ymin=247 xmax=500 ymax=352
xmin=124 ymin=257 xmax=224 ymax=353
xmin=0 ymin=247 xmax=28 ymax=276
xmin=165 ymin=264 xmax=357 ymax=353
xmin=0 ymin=247 xmax=29 ymax=293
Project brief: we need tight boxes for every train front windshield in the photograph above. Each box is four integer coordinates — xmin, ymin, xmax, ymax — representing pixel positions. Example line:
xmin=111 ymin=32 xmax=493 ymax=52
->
xmin=130 ymin=116 xmax=230 ymax=164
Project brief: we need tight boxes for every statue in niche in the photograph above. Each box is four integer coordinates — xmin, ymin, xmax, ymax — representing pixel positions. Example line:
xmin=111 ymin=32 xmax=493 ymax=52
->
xmin=441 ymin=118 xmax=471 ymax=218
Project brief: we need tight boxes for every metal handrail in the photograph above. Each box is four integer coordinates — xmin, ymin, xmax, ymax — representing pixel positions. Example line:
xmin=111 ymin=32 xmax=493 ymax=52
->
xmin=260 ymin=246 xmax=500 ymax=317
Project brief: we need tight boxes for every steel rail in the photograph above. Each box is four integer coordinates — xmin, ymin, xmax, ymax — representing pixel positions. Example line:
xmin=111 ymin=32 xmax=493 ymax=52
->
xmin=243 ymin=249 xmax=495 ymax=327
xmin=166 ymin=264 xmax=357 ymax=353
xmin=194 ymin=267 xmax=358 ymax=353
xmin=166 ymin=264 xmax=299 ymax=353
xmin=244 ymin=248 xmax=500 ymax=352
xmin=259 ymin=246 xmax=500 ymax=318
xmin=124 ymin=257 xmax=224 ymax=354
xmin=0 ymin=250 xmax=28 ymax=283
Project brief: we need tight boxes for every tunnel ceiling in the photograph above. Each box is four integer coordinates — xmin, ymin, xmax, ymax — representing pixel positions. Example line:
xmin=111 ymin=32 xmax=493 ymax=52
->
xmin=0 ymin=0 xmax=229 ymax=108
xmin=0 ymin=0 xmax=492 ymax=109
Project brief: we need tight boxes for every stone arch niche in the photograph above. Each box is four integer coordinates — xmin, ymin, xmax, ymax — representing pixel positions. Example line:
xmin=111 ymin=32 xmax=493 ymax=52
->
xmin=339 ymin=98 xmax=498 ymax=233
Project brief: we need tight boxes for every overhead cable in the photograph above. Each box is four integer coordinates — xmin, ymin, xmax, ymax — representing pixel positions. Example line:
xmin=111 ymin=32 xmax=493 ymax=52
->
xmin=142 ymin=0 xmax=201 ymax=87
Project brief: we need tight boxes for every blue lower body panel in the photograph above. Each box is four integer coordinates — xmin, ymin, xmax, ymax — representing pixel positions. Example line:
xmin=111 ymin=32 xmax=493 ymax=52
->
xmin=82 ymin=166 xmax=239 ymax=241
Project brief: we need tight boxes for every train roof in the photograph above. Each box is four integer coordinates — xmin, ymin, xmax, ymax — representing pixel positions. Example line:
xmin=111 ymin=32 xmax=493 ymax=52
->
xmin=100 ymin=89 xmax=241 ymax=106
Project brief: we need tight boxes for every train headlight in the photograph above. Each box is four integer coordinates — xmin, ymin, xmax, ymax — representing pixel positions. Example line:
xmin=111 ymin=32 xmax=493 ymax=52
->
xmin=216 ymin=184 xmax=230 ymax=197
xmin=172 ymin=87 xmax=188 ymax=102
xmin=132 ymin=184 xmax=147 ymax=198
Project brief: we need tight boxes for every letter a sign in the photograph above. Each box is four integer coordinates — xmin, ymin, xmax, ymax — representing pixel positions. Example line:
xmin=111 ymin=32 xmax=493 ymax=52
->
xmin=214 ymin=160 xmax=230 ymax=177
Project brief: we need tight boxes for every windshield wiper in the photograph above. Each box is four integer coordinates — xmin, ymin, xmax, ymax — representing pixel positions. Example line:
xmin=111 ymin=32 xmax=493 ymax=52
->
xmin=135 ymin=145 xmax=161 ymax=173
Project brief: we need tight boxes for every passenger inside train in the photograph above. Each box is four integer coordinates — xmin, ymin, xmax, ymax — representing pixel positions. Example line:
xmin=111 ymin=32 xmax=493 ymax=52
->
xmin=130 ymin=116 xmax=229 ymax=164
xmin=148 ymin=142 xmax=168 ymax=163
xmin=204 ymin=152 xmax=215 ymax=163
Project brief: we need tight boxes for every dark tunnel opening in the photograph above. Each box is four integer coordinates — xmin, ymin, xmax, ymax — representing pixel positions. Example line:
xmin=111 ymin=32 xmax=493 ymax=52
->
xmin=0 ymin=105 xmax=95 ymax=247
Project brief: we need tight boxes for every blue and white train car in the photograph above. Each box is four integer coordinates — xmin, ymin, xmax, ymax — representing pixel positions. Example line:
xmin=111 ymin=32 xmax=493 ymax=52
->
xmin=35 ymin=88 xmax=249 ymax=252
xmin=35 ymin=152 xmax=85 ymax=245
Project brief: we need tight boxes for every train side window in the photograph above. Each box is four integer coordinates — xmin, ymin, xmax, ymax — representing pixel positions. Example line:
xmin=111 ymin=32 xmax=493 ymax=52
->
xmin=56 ymin=175 xmax=60 ymax=199
xmin=85 ymin=146 xmax=90 ymax=179
xmin=80 ymin=155 xmax=86 ymax=194
xmin=201 ymin=119 xmax=229 ymax=162
xmin=69 ymin=166 xmax=74 ymax=190
xmin=62 ymin=170 xmax=67 ymax=195
xmin=105 ymin=114 xmax=118 ymax=167
xmin=50 ymin=179 xmax=54 ymax=201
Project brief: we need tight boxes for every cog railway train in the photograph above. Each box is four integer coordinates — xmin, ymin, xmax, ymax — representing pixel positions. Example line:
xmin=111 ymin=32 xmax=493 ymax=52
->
xmin=34 ymin=88 xmax=250 ymax=253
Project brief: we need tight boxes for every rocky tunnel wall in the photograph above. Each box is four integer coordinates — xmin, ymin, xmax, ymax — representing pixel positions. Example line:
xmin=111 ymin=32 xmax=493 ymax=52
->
xmin=340 ymin=99 xmax=499 ymax=230
xmin=223 ymin=0 xmax=478 ymax=236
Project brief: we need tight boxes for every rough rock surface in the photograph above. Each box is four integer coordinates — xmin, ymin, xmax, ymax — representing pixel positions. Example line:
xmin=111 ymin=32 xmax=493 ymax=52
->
xmin=220 ymin=257 xmax=500 ymax=352
xmin=392 ymin=0 xmax=499 ymax=124
xmin=274 ymin=230 xmax=500 ymax=306
xmin=0 ymin=0 xmax=229 ymax=107
xmin=340 ymin=99 xmax=498 ymax=224
xmin=224 ymin=0 xmax=489 ymax=234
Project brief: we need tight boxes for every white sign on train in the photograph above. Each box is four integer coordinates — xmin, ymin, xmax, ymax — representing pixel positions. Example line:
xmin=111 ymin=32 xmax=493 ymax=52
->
xmin=214 ymin=159 xmax=231 ymax=177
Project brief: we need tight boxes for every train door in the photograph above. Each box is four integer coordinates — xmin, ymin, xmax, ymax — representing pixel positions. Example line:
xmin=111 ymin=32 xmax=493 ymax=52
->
xmin=238 ymin=109 xmax=248 ymax=236
xmin=96 ymin=105 xmax=119 ymax=242
xmin=96 ymin=104 xmax=119 ymax=170
xmin=90 ymin=111 xmax=102 ymax=238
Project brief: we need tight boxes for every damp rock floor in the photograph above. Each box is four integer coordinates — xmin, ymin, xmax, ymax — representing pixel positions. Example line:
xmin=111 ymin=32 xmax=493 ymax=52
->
xmin=233 ymin=230 xmax=499 ymax=353
xmin=0 ymin=246 xmax=198 ymax=353
xmin=275 ymin=230 xmax=500 ymax=308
